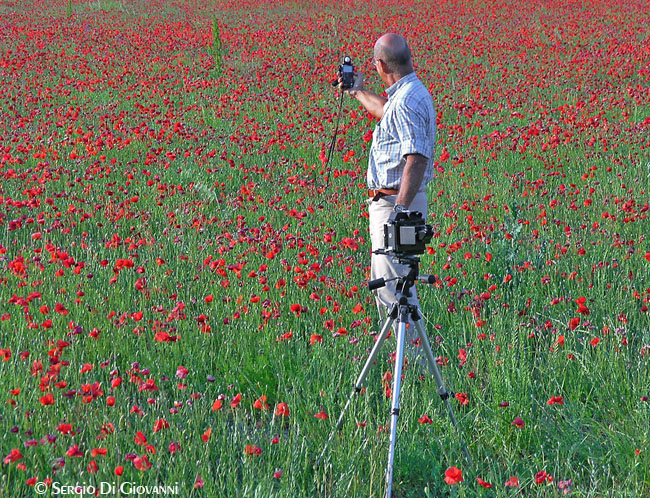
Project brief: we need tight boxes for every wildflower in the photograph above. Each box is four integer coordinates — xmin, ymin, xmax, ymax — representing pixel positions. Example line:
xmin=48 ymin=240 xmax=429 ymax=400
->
xmin=39 ymin=393 xmax=54 ymax=405
xmin=133 ymin=455 xmax=151 ymax=471
xmin=3 ymin=448 xmax=23 ymax=464
xmin=511 ymin=417 xmax=525 ymax=428
xmin=444 ymin=466 xmax=463 ymax=485
xmin=535 ymin=470 xmax=553 ymax=484
xmin=558 ymin=479 xmax=572 ymax=494
xmin=504 ymin=476 xmax=519 ymax=487
xmin=418 ymin=414 xmax=433 ymax=424
xmin=244 ymin=444 xmax=262 ymax=456
xmin=65 ymin=445 xmax=83 ymax=458
xmin=477 ymin=477 xmax=493 ymax=488
xmin=153 ymin=419 xmax=170 ymax=432
xmin=275 ymin=402 xmax=290 ymax=417
xmin=253 ymin=395 xmax=269 ymax=410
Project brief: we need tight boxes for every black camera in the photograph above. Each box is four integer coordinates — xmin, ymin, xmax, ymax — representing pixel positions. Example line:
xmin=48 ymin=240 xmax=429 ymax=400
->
xmin=337 ymin=56 xmax=355 ymax=90
xmin=383 ymin=210 xmax=433 ymax=256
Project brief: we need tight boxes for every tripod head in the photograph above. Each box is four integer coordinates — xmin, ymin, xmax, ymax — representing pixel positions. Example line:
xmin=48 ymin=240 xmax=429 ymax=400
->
xmin=367 ymin=249 xmax=439 ymax=295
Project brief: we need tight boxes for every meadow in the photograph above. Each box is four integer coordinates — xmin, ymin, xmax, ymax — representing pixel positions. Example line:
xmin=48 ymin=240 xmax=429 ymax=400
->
xmin=0 ymin=0 xmax=649 ymax=496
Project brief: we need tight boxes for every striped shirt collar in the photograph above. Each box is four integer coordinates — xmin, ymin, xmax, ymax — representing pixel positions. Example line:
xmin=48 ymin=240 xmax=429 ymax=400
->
xmin=385 ymin=72 xmax=417 ymax=98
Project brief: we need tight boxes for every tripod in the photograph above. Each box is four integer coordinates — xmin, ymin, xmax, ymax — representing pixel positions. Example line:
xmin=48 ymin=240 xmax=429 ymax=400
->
xmin=317 ymin=252 xmax=471 ymax=498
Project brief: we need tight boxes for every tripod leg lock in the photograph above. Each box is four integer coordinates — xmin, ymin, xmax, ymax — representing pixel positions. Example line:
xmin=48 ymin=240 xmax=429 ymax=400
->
xmin=390 ymin=408 xmax=400 ymax=417
xmin=439 ymin=391 xmax=451 ymax=401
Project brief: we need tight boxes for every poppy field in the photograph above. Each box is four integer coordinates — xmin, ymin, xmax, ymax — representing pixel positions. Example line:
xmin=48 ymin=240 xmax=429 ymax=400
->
xmin=1 ymin=0 xmax=649 ymax=496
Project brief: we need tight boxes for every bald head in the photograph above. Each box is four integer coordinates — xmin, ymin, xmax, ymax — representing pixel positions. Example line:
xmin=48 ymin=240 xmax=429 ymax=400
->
xmin=374 ymin=33 xmax=413 ymax=77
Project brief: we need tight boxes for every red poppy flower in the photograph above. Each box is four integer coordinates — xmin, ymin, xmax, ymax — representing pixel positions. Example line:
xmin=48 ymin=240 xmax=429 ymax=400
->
xmin=57 ymin=423 xmax=73 ymax=435
xmin=275 ymin=402 xmax=290 ymax=417
xmin=244 ymin=444 xmax=262 ymax=456
xmin=504 ymin=476 xmax=519 ymax=487
xmin=39 ymin=393 xmax=54 ymax=406
xmin=134 ymin=431 xmax=148 ymax=446
xmin=65 ymin=444 xmax=83 ymax=457
xmin=455 ymin=392 xmax=469 ymax=405
xmin=153 ymin=419 xmax=170 ymax=432
xmin=418 ymin=414 xmax=433 ymax=424
xmin=3 ymin=448 xmax=23 ymax=464
xmin=133 ymin=455 xmax=151 ymax=471
xmin=477 ymin=477 xmax=493 ymax=488
xmin=253 ymin=395 xmax=269 ymax=410
xmin=511 ymin=417 xmax=525 ymax=428
xmin=535 ymin=470 xmax=553 ymax=484
xmin=230 ymin=393 xmax=242 ymax=408
xmin=444 ymin=466 xmax=463 ymax=485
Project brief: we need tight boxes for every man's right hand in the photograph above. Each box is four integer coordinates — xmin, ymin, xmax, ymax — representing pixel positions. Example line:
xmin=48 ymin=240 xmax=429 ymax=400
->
xmin=346 ymin=72 xmax=365 ymax=97
xmin=334 ymin=72 xmax=364 ymax=96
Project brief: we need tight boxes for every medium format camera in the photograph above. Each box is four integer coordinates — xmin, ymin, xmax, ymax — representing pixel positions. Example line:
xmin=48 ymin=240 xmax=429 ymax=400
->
xmin=383 ymin=210 xmax=434 ymax=256
xmin=338 ymin=56 xmax=355 ymax=90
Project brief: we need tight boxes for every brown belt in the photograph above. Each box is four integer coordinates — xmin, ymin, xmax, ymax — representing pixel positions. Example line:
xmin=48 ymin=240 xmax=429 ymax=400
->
xmin=368 ymin=188 xmax=399 ymax=200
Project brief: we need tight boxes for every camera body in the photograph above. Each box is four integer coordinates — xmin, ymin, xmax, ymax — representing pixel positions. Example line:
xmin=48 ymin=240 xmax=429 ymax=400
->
xmin=338 ymin=56 xmax=355 ymax=90
xmin=383 ymin=210 xmax=434 ymax=256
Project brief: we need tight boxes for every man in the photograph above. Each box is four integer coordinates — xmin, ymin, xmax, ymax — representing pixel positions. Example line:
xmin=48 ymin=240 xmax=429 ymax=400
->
xmin=343 ymin=33 xmax=436 ymax=358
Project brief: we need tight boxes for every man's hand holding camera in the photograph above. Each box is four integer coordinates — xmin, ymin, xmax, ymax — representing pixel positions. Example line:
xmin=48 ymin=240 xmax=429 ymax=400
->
xmin=333 ymin=56 xmax=387 ymax=120
xmin=341 ymin=72 xmax=364 ymax=98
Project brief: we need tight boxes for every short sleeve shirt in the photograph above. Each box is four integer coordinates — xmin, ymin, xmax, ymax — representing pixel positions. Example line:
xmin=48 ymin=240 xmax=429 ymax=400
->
xmin=367 ymin=72 xmax=436 ymax=190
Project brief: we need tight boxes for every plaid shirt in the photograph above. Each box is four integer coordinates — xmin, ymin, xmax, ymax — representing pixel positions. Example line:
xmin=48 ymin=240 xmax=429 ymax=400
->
xmin=367 ymin=72 xmax=436 ymax=190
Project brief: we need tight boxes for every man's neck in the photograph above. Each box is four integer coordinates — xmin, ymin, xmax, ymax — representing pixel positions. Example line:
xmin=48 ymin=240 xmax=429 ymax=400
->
xmin=384 ymin=69 xmax=414 ymax=88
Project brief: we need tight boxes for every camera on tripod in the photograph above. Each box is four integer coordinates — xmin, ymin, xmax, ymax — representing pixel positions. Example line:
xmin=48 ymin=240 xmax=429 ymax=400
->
xmin=383 ymin=210 xmax=434 ymax=256
xmin=336 ymin=56 xmax=355 ymax=90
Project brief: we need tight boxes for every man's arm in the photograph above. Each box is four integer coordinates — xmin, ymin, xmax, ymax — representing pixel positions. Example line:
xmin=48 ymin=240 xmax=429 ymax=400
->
xmin=349 ymin=89 xmax=387 ymax=120
xmin=395 ymin=153 xmax=427 ymax=208
xmin=344 ymin=72 xmax=386 ymax=120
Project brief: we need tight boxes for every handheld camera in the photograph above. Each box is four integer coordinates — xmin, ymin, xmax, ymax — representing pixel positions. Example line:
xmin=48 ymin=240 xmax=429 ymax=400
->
xmin=333 ymin=56 xmax=355 ymax=90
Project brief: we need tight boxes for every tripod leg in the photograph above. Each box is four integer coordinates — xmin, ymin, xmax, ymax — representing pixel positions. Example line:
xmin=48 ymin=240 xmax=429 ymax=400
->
xmin=334 ymin=310 xmax=396 ymax=430
xmin=315 ymin=307 xmax=397 ymax=469
xmin=413 ymin=318 xmax=472 ymax=465
xmin=385 ymin=315 xmax=408 ymax=498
